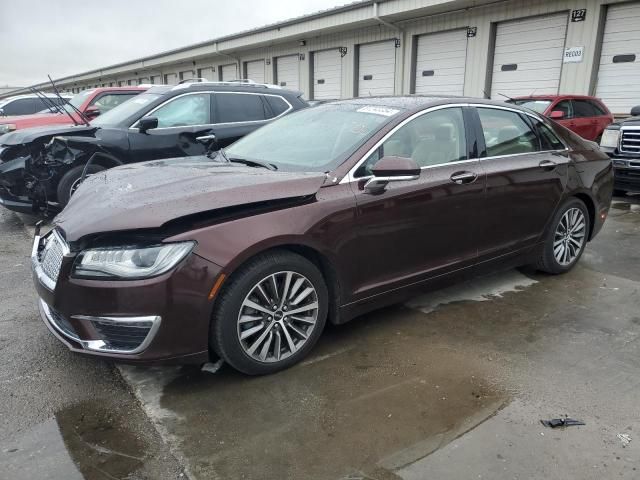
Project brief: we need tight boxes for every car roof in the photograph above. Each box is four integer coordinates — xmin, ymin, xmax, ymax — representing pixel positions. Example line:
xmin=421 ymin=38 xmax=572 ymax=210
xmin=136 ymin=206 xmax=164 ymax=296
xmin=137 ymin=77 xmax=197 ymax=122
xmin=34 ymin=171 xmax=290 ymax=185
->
xmin=147 ymin=82 xmax=304 ymax=97
xmin=0 ymin=93 xmax=72 ymax=102
xmin=513 ymin=94 xmax=603 ymax=101
xmin=326 ymin=96 xmax=523 ymax=112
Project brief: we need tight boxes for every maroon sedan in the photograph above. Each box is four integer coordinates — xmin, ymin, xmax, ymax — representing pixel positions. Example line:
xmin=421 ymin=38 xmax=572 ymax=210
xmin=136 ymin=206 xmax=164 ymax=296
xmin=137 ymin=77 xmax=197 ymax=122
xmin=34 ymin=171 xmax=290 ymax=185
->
xmin=508 ymin=95 xmax=614 ymax=142
xmin=32 ymin=97 xmax=613 ymax=374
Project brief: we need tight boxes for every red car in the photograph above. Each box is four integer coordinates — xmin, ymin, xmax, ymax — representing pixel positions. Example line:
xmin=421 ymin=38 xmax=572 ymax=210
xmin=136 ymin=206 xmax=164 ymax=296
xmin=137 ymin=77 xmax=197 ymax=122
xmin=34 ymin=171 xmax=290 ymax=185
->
xmin=0 ymin=87 xmax=147 ymax=135
xmin=508 ymin=95 xmax=614 ymax=142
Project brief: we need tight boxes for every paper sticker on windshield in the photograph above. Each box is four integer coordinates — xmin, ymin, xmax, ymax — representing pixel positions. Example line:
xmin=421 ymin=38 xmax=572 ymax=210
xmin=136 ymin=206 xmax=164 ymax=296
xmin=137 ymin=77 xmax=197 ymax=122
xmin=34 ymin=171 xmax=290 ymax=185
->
xmin=133 ymin=98 xmax=150 ymax=104
xmin=357 ymin=106 xmax=399 ymax=117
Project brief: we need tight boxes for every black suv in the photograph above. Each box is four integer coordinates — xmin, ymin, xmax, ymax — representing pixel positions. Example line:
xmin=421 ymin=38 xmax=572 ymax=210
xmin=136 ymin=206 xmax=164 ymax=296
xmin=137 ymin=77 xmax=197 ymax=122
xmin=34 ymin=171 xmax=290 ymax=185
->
xmin=0 ymin=82 xmax=307 ymax=214
xmin=600 ymin=105 xmax=640 ymax=195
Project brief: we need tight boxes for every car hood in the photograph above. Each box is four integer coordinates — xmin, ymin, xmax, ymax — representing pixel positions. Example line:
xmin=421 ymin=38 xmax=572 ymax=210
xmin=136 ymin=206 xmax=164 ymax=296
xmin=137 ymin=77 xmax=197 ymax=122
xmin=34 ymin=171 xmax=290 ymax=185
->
xmin=56 ymin=157 xmax=327 ymax=242
xmin=0 ymin=124 xmax=96 ymax=145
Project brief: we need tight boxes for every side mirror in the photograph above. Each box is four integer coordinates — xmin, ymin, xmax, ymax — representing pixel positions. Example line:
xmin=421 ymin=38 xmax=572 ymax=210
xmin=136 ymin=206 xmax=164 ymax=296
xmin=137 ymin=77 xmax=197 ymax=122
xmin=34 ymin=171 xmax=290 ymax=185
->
xmin=83 ymin=105 xmax=101 ymax=119
xmin=550 ymin=110 xmax=565 ymax=120
xmin=138 ymin=117 xmax=158 ymax=134
xmin=631 ymin=105 xmax=640 ymax=117
xmin=364 ymin=156 xmax=421 ymax=194
xmin=0 ymin=108 xmax=4 ymax=117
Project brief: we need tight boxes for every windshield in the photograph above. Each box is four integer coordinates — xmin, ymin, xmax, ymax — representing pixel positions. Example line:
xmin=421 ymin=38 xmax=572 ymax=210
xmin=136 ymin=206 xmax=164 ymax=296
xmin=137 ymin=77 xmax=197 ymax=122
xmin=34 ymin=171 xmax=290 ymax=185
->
xmin=225 ymin=104 xmax=401 ymax=172
xmin=91 ymin=93 xmax=162 ymax=127
xmin=507 ymin=99 xmax=552 ymax=114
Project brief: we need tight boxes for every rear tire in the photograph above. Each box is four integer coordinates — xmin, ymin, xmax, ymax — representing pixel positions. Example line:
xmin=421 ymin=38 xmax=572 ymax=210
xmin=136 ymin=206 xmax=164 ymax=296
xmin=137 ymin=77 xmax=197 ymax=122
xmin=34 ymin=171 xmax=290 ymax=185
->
xmin=211 ymin=250 xmax=328 ymax=375
xmin=533 ymin=198 xmax=590 ymax=275
xmin=57 ymin=164 xmax=105 ymax=207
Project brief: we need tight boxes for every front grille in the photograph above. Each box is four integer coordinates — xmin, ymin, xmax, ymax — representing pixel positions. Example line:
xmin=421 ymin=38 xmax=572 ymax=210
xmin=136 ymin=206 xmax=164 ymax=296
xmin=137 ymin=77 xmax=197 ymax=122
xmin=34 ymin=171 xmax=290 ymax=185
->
xmin=38 ymin=231 xmax=67 ymax=284
xmin=620 ymin=129 xmax=640 ymax=155
xmin=92 ymin=320 xmax=154 ymax=352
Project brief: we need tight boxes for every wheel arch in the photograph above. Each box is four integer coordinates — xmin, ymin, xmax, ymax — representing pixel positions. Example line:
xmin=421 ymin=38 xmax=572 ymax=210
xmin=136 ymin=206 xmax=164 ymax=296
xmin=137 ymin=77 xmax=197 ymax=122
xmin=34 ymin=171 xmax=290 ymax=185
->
xmin=216 ymin=243 xmax=344 ymax=325
xmin=82 ymin=151 xmax=123 ymax=169
xmin=572 ymin=192 xmax=596 ymax=240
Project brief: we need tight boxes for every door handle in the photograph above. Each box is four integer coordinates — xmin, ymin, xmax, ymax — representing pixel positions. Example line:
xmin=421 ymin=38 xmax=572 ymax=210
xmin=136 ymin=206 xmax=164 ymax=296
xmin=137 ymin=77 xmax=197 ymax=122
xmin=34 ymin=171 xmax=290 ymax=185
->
xmin=539 ymin=160 xmax=557 ymax=170
xmin=450 ymin=171 xmax=478 ymax=185
xmin=196 ymin=134 xmax=216 ymax=143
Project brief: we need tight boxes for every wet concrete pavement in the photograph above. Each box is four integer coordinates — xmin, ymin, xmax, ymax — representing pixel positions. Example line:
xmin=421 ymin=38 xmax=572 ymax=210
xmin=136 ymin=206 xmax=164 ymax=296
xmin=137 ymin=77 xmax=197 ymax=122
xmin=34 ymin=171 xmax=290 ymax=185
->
xmin=1 ymin=197 xmax=640 ymax=479
xmin=0 ymin=208 xmax=186 ymax=479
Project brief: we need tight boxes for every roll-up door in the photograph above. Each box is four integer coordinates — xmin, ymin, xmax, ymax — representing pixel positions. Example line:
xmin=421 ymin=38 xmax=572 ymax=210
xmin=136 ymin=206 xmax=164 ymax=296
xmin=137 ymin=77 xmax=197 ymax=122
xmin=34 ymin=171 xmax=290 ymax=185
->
xmin=490 ymin=13 xmax=568 ymax=98
xmin=220 ymin=64 xmax=238 ymax=82
xmin=358 ymin=40 xmax=396 ymax=96
xmin=179 ymin=70 xmax=194 ymax=82
xmin=163 ymin=73 xmax=178 ymax=85
xmin=313 ymin=49 xmax=342 ymax=100
xmin=198 ymin=67 xmax=214 ymax=81
xmin=275 ymin=55 xmax=300 ymax=90
xmin=414 ymin=29 xmax=468 ymax=96
xmin=595 ymin=2 xmax=640 ymax=115
xmin=245 ymin=60 xmax=265 ymax=83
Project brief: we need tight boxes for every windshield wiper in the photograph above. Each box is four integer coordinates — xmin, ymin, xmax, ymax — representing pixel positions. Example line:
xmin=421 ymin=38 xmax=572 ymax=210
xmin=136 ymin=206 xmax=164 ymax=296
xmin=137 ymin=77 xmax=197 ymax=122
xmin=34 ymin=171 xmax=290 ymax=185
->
xmin=228 ymin=157 xmax=278 ymax=171
xmin=209 ymin=149 xmax=277 ymax=170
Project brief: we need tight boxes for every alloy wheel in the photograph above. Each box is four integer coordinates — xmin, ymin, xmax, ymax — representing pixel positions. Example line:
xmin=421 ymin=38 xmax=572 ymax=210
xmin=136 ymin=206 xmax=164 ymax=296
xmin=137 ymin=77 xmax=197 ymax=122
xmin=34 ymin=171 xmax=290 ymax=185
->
xmin=553 ymin=207 xmax=586 ymax=266
xmin=237 ymin=271 xmax=319 ymax=363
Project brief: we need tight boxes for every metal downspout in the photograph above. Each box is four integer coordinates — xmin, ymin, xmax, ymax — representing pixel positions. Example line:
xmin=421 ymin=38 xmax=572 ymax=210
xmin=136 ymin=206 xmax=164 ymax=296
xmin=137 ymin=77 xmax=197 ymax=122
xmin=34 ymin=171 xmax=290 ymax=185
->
xmin=373 ymin=2 xmax=405 ymax=94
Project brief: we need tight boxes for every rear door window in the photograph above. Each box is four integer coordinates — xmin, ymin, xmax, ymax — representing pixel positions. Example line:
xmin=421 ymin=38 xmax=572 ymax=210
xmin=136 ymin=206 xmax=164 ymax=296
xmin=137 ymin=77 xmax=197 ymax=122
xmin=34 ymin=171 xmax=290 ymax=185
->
xmin=264 ymin=95 xmax=290 ymax=118
xmin=572 ymin=100 xmax=597 ymax=118
xmin=590 ymin=101 xmax=608 ymax=116
xmin=215 ymin=93 xmax=267 ymax=123
xmin=477 ymin=108 xmax=539 ymax=157
xmin=530 ymin=120 xmax=566 ymax=150
xmin=2 ymin=98 xmax=38 ymax=115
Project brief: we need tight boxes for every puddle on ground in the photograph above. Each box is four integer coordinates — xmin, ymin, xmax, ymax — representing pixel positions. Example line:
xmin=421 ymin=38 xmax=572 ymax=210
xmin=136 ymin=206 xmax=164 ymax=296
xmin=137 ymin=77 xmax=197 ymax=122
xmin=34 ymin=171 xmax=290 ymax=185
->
xmin=123 ymin=261 xmax=635 ymax=480
xmin=155 ymin=319 xmax=507 ymax=480
xmin=1 ymin=401 xmax=150 ymax=480
xmin=406 ymin=269 xmax=537 ymax=314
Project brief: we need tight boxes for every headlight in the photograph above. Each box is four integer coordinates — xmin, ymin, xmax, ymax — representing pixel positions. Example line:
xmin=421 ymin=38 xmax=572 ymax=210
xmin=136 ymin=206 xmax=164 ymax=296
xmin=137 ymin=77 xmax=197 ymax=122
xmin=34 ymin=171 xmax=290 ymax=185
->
xmin=0 ymin=124 xmax=16 ymax=134
xmin=72 ymin=242 xmax=195 ymax=279
xmin=600 ymin=129 xmax=620 ymax=148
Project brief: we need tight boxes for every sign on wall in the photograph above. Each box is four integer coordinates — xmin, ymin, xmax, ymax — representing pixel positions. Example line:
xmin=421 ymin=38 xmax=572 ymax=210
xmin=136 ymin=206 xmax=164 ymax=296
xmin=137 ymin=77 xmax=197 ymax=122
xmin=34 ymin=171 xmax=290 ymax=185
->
xmin=564 ymin=46 xmax=584 ymax=63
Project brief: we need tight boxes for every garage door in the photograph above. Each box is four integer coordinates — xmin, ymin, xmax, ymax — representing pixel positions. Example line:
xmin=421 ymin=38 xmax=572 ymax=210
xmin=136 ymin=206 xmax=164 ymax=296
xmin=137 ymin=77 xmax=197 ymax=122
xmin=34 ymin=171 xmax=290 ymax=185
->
xmin=163 ymin=73 xmax=178 ymax=85
xmin=358 ymin=40 xmax=396 ymax=96
xmin=245 ymin=60 xmax=265 ymax=83
xmin=220 ymin=64 xmax=237 ymax=81
xmin=490 ymin=13 xmax=568 ymax=99
xmin=198 ymin=67 xmax=214 ymax=81
xmin=414 ymin=30 xmax=468 ymax=96
xmin=179 ymin=70 xmax=194 ymax=82
xmin=275 ymin=55 xmax=300 ymax=90
xmin=595 ymin=3 xmax=640 ymax=115
xmin=313 ymin=49 xmax=342 ymax=100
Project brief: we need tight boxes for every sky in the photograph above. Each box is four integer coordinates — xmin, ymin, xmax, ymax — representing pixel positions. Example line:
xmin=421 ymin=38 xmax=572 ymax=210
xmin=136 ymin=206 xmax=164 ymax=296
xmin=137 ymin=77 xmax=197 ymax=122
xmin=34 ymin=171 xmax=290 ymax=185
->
xmin=0 ymin=0 xmax=347 ymax=87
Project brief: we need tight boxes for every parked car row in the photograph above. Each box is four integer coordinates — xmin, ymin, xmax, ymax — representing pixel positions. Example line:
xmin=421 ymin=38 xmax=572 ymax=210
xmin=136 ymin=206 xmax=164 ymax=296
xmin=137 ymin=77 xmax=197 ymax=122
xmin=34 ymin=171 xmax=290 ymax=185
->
xmin=0 ymin=93 xmax=72 ymax=119
xmin=29 ymin=95 xmax=613 ymax=374
xmin=599 ymin=105 xmax=640 ymax=195
xmin=0 ymin=82 xmax=307 ymax=214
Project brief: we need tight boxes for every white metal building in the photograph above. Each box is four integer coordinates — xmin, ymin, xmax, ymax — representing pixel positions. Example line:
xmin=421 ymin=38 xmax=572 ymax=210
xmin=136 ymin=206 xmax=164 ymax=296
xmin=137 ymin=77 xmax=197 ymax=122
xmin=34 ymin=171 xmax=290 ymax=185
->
xmin=6 ymin=0 xmax=640 ymax=115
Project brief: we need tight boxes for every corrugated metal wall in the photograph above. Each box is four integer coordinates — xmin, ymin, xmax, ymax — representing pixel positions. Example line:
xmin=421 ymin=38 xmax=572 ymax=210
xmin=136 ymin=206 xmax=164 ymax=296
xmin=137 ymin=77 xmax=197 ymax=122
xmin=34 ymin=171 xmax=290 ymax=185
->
xmin=55 ymin=0 xmax=636 ymax=113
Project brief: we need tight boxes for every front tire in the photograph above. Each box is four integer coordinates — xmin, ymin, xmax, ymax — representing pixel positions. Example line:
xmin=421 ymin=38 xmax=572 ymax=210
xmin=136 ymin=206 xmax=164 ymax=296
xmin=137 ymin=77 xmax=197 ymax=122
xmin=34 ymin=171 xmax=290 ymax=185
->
xmin=534 ymin=198 xmax=590 ymax=274
xmin=211 ymin=250 xmax=328 ymax=375
xmin=57 ymin=164 xmax=105 ymax=207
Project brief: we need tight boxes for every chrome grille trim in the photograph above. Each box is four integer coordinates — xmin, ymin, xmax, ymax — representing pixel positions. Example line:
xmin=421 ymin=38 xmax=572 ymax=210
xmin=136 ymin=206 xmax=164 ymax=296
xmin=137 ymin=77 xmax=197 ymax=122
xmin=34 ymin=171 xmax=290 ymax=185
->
xmin=620 ymin=127 xmax=640 ymax=154
xmin=39 ymin=299 xmax=161 ymax=355
xmin=32 ymin=229 xmax=69 ymax=290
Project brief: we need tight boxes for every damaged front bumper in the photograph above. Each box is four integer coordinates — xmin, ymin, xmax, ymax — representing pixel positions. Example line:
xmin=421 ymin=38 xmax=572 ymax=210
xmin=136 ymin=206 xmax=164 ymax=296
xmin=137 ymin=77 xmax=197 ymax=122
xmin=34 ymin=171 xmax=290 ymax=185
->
xmin=0 ymin=157 xmax=35 ymax=214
